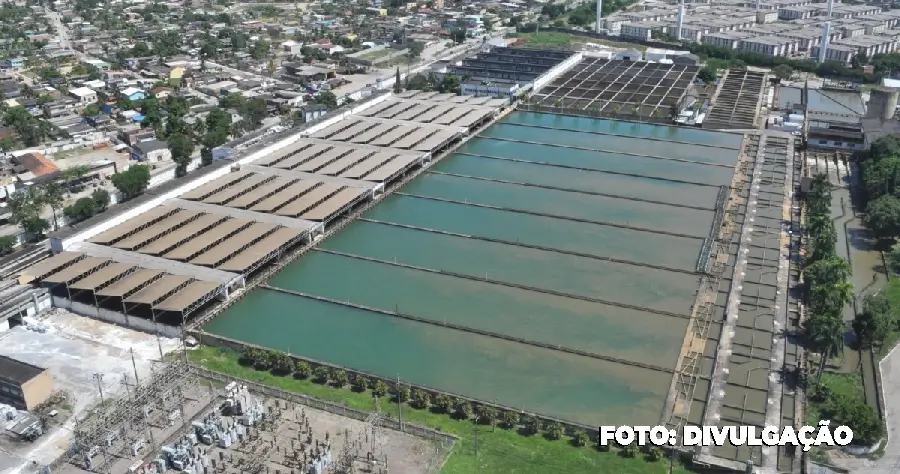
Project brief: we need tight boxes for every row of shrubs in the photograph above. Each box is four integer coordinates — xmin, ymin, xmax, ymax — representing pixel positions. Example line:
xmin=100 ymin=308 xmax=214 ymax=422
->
xmin=237 ymin=347 xmax=671 ymax=461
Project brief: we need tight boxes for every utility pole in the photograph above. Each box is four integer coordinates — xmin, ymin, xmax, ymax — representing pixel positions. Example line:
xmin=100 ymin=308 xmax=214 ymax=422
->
xmin=92 ymin=373 xmax=105 ymax=403
xmin=474 ymin=421 xmax=479 ymax=457
xmin=396 ymin=374 xmax=403 ymax=432
xmin=130 ymin=347 xmax=140 ymax=385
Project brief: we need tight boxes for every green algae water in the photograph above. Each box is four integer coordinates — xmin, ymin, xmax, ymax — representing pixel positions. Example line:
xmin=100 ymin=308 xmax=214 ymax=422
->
xmin=205 ymin=290 xmax=672 ymax=426
xmin=206 ymin=113 xmax=741 ymax=426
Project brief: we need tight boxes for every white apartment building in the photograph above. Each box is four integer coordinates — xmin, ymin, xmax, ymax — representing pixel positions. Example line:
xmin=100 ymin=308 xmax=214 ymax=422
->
xmin=674 ymin=23 xmax=707 ymax=42
xmin=811 ymin=43 xmax=855 ymax=63
xmin=739 ymin=35 xmax=798 ymax=56
xmin=703 ymin=31 xmax=757 ymax=49
xmin=827 ymin=4 xmax=881 ymax=19
xmin=620 ymin=21 xmax=668 ymax=40
xmin=779 ymin=27 xmax=839 ymax=55
xmin=831 ymin=35 xmax=898 ymax=57
xmin=778 ymin=5 xmax=819 ymax=21
xmin=757 ymin=10 xmax=779 ymax=24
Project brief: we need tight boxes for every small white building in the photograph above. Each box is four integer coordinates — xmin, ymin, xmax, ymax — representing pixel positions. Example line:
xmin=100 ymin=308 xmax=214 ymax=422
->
xmin=131 ymin=139 xmax=171 ymax=162
xmin=68 ymin=86 xmax=97 ymax=105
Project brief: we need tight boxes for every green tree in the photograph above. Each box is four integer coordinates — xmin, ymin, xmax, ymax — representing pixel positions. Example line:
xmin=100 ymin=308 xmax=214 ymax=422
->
xmin=331 ymin=369 xmax=349 ymax=388
xmin=474 ymin=405 xmax=496 ymax=425
xmin=888 ymin=243 xmax=900 ymax=274
xmin=697 ymin=66 xmax=717 ymax=83
xmin=572 ymin=430 xmax=590 ymax=447
xmin=167 ymin=132 xmax=195 ymax=177
xmin=313 ymin=366 xmax=330 ymax=384
xmin=394 ymin=66 xmax=402 ymax=93
xmin=410 ymin=389 xmax=430 ymax=409
xmin=805 ymin=312 xmax=846 ymax=381
xmin=544 ymin=422 xmax=564 ymax=440
xmin=41 ymin=182 xmax=64 ymax=231
xmin=521 ymin=415 xmax=540 ymax=435
xmin=865 ymin=194 xmax=900 ymax=238
xmin=244 ymin=98 xmax=268 ymax=128
xmin=433 ymin=393 xmax=451 ymax=413
xmin=62 ymin=197 xmax=96 ymax=223
xmin=869 ymin=135 xmax=900 ymax=161
xmin=646 ymin=447 xmax=664 ymax=462
xmin=8 ymin=186 xmax=50 ymax=238
xmin=351 ymin=375 xmax=370 ymax=392
xmin=111 ymin=164 xmax=151 ymax=200
xmin=501 ymin=410 xmax=519 ymax=429
xmin=0 ymin=235 xmax=16 ymax=255
xmin=773 ymin=64 xmax=793 ymax=81
xmin=407 ymin=40 xmax=424 ymax=58
xmin=82 ymin=102 xmax=101 ymax=116
xmin=313 ymin=91 xmax=338 ymax=109
xmin=294 ymin=360 xmax=311 ymax=379
xmin=91 ymin=189 xmax=110 ymax=212
xmin=271 ymin=352 xmax=294 ymax=375
xmin=452 ymin=399 xmax=472 ymax=420
xmin=393 ymin=383 xmax=410 ymax=403
xmin=853 ymin=293 xmax=893 ymax=350
xmin=372 ymin=380 xmax=389 ymax=397
xmin=864 ymin=156 xmax=900 ymax=202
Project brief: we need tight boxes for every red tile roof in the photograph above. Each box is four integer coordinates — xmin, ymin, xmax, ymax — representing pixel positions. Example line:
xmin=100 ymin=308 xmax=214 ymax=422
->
xmin=18 ymin=152 xmax=60 ymax=177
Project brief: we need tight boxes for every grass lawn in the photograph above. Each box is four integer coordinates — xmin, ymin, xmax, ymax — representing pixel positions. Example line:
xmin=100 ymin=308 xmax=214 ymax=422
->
xmin=189 ymin=346 xmax=694 ymax=474
xmin=360 ymin=48 xmax=394 ymax=60
xmin=878 ymin=278 xmax=900 ymax=362
xmin=807 ymin=371 xmax=865 ymax=423
xmin=514 ymin=32 xmax=648 ymax=51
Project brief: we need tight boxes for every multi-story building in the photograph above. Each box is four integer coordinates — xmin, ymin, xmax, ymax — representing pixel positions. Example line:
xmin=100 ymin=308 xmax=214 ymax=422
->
xmin=0 ymin=355 xmax=53 ymax=411
xmin=620 ymin=21 xmax=668 ymax=40
xmin=757 ymin=10 xmax=780 ymax=24
xmin=811 ymin=43 xmax=855 ymax=63
xmin=831 ymin=35 xmax=899 ymax=57
xmin=778 ymin=5 xmax=820 ymax=21
xmin=673 ymin=23 xmax=707 ymax=42
xmin=739 ymin=35 xmax=798 ymax=56
xmin=828 ymin=4 xmax=881 ymax=19
xmin=703 ymin=31 xmax=757 ymax=49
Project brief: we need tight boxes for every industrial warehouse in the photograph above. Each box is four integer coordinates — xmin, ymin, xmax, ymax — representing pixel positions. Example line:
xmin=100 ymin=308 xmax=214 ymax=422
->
xmin=17 ymin=91 xmax=506 ymax=334
xmin=16 ymin=48 xmax=806 ymax=474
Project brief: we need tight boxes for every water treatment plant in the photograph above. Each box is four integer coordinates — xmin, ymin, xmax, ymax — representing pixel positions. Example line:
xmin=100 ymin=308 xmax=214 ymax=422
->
xmin=16 ymin=49 xmax=805 ymax=473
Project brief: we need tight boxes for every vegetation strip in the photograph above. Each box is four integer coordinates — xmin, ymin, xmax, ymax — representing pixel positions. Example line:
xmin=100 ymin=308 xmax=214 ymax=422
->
xmin=259 ymin=283 xmax=677 ymax=374
xmin=803 ymin=173 xmax=886 ymax=447
xmin=312 ymin=248 xmax=693 ymax=320
xmin=188 ymin=346 xmax=695 ymax=474
xmin=453 ymin=151 xmax=717 ymax=188
xmin=426 ymin=170 xmax=717 ymax=212
xmin=358 ymin=217 xmax=699 ymax=275
xmin=496 ymin=121 xmax=743 ymax=152
xmin=395 ymin=192 xmax=707 ymax=240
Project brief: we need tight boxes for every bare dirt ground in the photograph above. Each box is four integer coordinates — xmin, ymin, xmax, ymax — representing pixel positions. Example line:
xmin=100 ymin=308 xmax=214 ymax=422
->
xmin=0 ymin=309 xmax=182 ymax=474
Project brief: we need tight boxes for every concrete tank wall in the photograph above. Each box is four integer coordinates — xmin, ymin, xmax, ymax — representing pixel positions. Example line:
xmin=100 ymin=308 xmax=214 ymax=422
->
xmin=867 ymin=88 xmax=899 ymax=121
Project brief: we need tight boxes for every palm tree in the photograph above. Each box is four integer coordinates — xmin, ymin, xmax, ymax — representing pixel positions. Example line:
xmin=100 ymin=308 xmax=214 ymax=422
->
xmin=804 ymin=256 xmax=852 ymax=289
xmin=807 ymin=213 xmax=831 ymax=239
xmin=809 ymin=224 xmax=838 ymax=263
xmin=41 ymin=182 xmax=64 ymax=231
xmin=805 ymin=312 xmax=846 ymax=381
